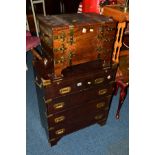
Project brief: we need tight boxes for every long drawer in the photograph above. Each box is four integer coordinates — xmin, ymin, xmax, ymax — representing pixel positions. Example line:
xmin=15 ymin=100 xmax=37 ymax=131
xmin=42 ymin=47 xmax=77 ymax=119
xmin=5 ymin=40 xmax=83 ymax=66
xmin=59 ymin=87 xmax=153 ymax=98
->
xmin=48 ymin=114 xmax=107 ymax=141
xmin=47 ymin=96 xmax=110 ymax=127
xmin=45 ymin=83 xmax=114 ymax=114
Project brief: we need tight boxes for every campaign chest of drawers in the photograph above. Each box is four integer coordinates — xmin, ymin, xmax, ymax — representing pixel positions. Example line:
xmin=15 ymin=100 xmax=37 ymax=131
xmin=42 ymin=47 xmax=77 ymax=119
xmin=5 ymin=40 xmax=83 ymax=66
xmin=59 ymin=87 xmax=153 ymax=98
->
xmin=33 ymin=60 xmax=118 ymax=146
xmin=37 ymin=13 xmax=117 ymax=78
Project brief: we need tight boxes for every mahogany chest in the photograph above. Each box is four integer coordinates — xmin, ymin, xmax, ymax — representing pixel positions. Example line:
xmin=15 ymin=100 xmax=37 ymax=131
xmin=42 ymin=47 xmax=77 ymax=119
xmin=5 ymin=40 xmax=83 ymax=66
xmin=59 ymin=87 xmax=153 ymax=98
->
xmin=37 ymin=13 xmax=117 ymax=78
xmin=33 ymin=59 xmax=118 ymax=146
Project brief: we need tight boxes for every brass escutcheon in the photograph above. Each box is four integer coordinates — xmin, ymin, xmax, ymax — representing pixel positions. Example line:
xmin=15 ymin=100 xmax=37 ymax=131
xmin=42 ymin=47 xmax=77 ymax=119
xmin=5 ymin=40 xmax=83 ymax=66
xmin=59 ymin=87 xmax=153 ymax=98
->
xmin=96 ymin=102 xmax=105 ymax=108
xmin=59 ymin=87 xmax=71 ymax=94
xmin=55 ymin=128 xmax=65 ymax=135
xmin=53 ymin=102 xmax=64 ymax=109
xmin=98 ymin=89 xmax=107 ymax=95
xmin=54 ymin=116 xmax=65 ymax=123
xmin=95 ymin=77 xmax=104 ymax=84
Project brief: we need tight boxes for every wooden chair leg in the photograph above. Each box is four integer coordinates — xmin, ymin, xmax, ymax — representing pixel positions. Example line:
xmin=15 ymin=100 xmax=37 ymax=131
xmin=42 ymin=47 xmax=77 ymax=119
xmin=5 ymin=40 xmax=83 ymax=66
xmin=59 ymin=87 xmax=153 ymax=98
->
xmin=116 ymin=86 xmax=128 ymax=119
xmin=114 ymin=82 xmax=119 ymax=96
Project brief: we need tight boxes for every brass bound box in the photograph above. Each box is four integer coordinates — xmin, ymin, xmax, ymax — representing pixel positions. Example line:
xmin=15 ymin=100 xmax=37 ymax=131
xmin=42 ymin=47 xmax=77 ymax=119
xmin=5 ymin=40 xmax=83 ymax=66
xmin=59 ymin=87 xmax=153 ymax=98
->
xmin=37 ymin=13 xmax=117 ymax=78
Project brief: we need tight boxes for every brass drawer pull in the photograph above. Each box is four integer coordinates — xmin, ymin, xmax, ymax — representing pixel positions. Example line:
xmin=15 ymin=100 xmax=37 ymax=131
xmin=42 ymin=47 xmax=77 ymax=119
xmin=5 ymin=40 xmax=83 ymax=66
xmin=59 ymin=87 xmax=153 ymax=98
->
xmin=96 ymin=102 xmax=105 ymax=108
xmin=59 ymin=87 xmax=71 ymax=94
xmin=94 ymin=114 xmax=103 ymax=120
xmin=53 ymin=102 xmax=64 ymax=109
xmin=95 ymin=77 xmax=104 ymax=84
xmin=54 ymin=116 xmax=65 ymax=123
xmin=98 ymin=89 xmax=107 ymax=95
xmin=55 ymin=128 xmax=65 ymax=135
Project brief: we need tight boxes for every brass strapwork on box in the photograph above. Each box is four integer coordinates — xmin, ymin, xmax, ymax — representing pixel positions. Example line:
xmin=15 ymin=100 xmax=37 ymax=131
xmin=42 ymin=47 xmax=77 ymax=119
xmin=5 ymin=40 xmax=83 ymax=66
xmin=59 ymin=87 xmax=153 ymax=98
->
xmin=69 ymin=25 xmax=74 ymax=45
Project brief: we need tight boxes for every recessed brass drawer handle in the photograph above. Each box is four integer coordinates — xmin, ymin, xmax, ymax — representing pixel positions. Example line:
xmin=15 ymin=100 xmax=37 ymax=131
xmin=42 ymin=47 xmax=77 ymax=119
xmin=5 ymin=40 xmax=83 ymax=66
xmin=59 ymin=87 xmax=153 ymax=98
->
xmin=95 ymin=77 xmax=104 ymax=84
xmin=94 ymin=114 xmax=103 ymax=120
xmin=53 ymin=102 xmax=64 ymax=109
xmin=98 ymin=89 xmax=107 ymax=95
xmin=54 ymin=116 xmax=65 ymax=123
xmin=55 ymin=128 xmax=65 ymax=135
xmin=96 ymin=102 xmax=105 ymax=108
xmin=59 ymin=87 xmax=71 ymax=94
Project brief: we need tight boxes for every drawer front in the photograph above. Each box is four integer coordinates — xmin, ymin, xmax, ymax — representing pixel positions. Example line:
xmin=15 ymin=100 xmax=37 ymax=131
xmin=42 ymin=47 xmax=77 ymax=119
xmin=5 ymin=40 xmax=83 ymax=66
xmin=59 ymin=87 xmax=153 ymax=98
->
xmin=48 ymin=114 xmax=107 ymax=140
xmin=44 ymin=68 xmax=116 ymax=99
xmin=47 ymin=97 xmax=111 ymax=126
xmin=45 ymin=84 xmax=114 ymax=113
